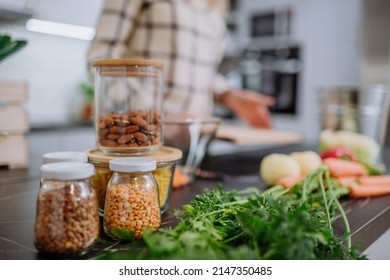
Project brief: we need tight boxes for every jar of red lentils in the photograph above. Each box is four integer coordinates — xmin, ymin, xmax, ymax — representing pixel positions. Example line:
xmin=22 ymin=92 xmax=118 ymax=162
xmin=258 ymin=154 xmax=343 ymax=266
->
xmin=103 ymin=157 xmax=161 ymax=240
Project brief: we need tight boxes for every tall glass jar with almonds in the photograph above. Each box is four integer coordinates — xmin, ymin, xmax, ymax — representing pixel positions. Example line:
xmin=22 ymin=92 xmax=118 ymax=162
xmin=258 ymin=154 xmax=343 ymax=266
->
xmin=92 ymin=58 xmax=164 ymax=156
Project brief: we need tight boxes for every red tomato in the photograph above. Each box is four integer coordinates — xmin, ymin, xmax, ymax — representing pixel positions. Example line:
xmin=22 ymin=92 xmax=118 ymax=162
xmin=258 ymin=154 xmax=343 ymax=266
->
xmin=320 ymin=147 xmax=358 ymax=161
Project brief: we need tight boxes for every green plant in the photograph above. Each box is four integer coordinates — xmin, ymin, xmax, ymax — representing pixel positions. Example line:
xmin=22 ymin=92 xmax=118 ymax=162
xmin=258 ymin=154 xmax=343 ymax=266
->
xmin=96 ymin=166 xmax=366 ymax=260
xmin=0 ymin=34 xmax=27 ymax=63
xmin=79 ymin=81 xmax=94 ymax=104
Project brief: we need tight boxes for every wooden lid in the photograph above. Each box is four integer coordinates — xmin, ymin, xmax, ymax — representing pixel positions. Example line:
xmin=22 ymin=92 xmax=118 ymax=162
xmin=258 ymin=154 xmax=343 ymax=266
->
xmin=85 ymin=146 xmax=182 ymax=164
xmin=91 ymin=58 xmax=164 ymax=68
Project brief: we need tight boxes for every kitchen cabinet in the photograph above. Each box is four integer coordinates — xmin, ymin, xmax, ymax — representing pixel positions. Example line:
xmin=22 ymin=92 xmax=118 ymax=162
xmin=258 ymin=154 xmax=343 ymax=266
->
xmin=0 ymin=0 xmax=103 ymax=26
xmin=0 ymin=0 xmax=32 ymax=13
xmin=32 ymin=0 xmax=103 ymax=27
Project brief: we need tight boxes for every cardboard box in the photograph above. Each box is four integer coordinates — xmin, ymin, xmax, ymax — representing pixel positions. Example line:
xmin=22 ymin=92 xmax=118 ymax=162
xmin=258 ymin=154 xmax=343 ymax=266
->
xmin=0 ymin=81 xmax=28 ymax=104
xmin=0 ymin=105 xmax=30 ymax=133
xmin=0 ymin=80 xmax=30 ymax=169
xmin=0 ymin=134 xmax=29 ymax=169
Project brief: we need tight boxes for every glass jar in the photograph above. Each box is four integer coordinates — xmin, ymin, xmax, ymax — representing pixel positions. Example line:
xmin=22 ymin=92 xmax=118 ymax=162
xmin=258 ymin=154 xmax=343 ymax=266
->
xmin=41 ymin=151 xmax=88 ymax=164
xmin=34 ymin=162 xmax=99 ymax=257
xmin=103 ymin=157 xmax=161 ymax=240
xmin=40 ymin=151 xmax=88 ymax=185
xmin=92 ymin=58 xmax=164 ymax=156
xmin=86 ymin=146 xmax=182 ymax=216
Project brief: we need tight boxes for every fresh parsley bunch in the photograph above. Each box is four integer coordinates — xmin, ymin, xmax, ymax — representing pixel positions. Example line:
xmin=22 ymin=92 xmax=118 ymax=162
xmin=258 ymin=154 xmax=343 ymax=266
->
xmin=97 ymin=166 xmax=366 ymax=260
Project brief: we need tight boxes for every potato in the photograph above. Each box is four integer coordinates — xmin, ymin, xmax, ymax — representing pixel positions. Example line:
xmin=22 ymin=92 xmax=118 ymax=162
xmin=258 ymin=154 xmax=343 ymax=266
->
xmin=290 ymin=151 xmax=322 ymax=176
xmin=260 ymin=153 xmax=301 ymax=185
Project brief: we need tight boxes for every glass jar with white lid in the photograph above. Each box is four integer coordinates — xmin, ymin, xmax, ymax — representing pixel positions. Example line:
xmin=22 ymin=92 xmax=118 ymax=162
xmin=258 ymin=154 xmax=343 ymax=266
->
xmin=41 ymin=151 xmax=88 ymax=164
xmin=40 ymin=151 xmax=88 ymax=185
xmin=34 ymin=162 xmax=99 ymax=257
xmin=103 ymin=157 xmax=161 ymax=241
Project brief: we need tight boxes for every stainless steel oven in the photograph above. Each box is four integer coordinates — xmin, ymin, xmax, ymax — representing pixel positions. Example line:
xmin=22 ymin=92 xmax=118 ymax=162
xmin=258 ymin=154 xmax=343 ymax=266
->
xmin=251 ymin=9 xmax=291 ymax=38
xmin=239 ymin=46 xmax=301 ymax=115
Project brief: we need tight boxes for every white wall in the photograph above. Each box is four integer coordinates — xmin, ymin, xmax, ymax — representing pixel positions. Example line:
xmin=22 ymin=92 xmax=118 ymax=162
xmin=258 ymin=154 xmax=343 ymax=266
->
xmin=0 ymin=0 xmax=103 ymax=126
xmin=359 ymin=0 xmax=390 ymax=86
xmin=0 ymin=26 xmax=88 ymax=125
xmin=233 ymin=0 xmax=363 ymax=144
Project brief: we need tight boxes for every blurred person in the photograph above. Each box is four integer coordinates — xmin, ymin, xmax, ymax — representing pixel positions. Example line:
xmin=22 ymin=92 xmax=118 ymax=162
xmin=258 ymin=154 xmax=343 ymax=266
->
xmin=88 ymin=0 xmax=274 ymax=128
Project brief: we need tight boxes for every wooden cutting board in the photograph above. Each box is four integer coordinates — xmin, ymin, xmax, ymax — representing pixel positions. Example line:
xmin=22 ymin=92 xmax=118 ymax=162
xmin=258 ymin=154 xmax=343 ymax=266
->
xmin=216 ymin=124 xmax=304 ymax=146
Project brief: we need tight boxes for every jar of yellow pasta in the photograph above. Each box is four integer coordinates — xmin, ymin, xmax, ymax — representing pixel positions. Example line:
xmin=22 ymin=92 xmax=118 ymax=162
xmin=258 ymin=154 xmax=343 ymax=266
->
xmin=86 ymin=146 xmax=182 ymax=216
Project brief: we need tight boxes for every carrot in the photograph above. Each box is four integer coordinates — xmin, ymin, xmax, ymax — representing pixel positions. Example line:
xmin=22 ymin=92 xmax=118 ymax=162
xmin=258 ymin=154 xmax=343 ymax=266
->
xmin=347 ymin=184 xmax=390 ymax=198
xmin=322 ymin=158 xmax=368 ymax=178
xmin=337 ymin=175 xmax=390 ymax=187
xmin=358 ymin=175 xmax=390 ymax=186
xmin=172 ymin=168 xmax=190 ymax=188
xmin=276 ymin=175 xmax=305 ymax=188
xmin=335 ymin=176 xmax=358 ymax=186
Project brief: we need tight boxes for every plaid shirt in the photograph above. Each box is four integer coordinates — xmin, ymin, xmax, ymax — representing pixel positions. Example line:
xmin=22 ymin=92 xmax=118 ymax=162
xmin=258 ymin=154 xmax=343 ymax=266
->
xmin=88 ymin=0 xmax=229 ymax=116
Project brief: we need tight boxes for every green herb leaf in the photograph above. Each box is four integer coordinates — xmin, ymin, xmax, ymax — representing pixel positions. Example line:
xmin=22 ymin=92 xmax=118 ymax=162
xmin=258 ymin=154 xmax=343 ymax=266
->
xmin=96 ymin=167 xmax=367 ymax=260
xmin=0 ymin=34 xmax=27 ymax=63
xmin=111 ymin=227 xmax=136 ymax=241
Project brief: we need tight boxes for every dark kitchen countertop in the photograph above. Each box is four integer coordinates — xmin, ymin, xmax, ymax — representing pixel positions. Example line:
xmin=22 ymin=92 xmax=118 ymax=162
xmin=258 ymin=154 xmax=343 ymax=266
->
xmin=0 ymin=127 xmax=390 ymax=259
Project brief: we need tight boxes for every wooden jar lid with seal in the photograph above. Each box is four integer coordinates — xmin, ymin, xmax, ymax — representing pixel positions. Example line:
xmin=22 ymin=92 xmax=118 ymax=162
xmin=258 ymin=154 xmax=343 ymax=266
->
xmin=91 ymin=58 xmax=164 ymax=77
xmin=91 ymin=58 xmax=164 ymax=68
xmin=85 ymin=146 xmax=182 ymax=166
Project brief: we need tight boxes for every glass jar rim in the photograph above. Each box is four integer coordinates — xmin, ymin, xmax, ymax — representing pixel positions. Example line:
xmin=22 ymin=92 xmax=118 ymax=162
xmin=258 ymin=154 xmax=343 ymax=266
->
xmin=85 ymin=146 xmax=182 ymax=164
xmin=42 ymin=151 xmax=88 ymax=164
xmin=40 ymin=162 xmax=94 ymax=180
xmin=109 ymin=157 xmax=156 ymax=172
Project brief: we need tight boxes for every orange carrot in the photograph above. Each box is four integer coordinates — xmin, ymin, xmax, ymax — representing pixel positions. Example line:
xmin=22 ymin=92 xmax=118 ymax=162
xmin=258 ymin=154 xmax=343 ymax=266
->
xmin=335 ymin=176 xmax=358 ymax=186
xmin=336 ymin=175 xmax=390 ymax=188
xmin=276 ymin=175 xmax=305 ymax=188
xmin=358 ymin=175 xmax=390 ymax=186
xmin=172 ymin=168 xmax=190 ymax=188
xmin=322 ymin=158 xmax=368 ymax=178
xmin=347 ymin=184 xmax=390 ymax=198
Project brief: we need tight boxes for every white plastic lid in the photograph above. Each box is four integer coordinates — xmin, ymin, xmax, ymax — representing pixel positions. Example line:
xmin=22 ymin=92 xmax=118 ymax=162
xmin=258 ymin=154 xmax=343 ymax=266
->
xmin=42 ymin=151 xmax=88 ymax=164
xmin=40 ymin=162 xmax=94 ymax=180
xmin=109 ymin=157 xmax=157 ymax=173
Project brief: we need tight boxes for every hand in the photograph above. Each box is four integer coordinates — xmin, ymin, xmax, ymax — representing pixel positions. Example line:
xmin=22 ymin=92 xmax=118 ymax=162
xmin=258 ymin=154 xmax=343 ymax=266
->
xmin=220 ymin=89 xmax=275 ymax=128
